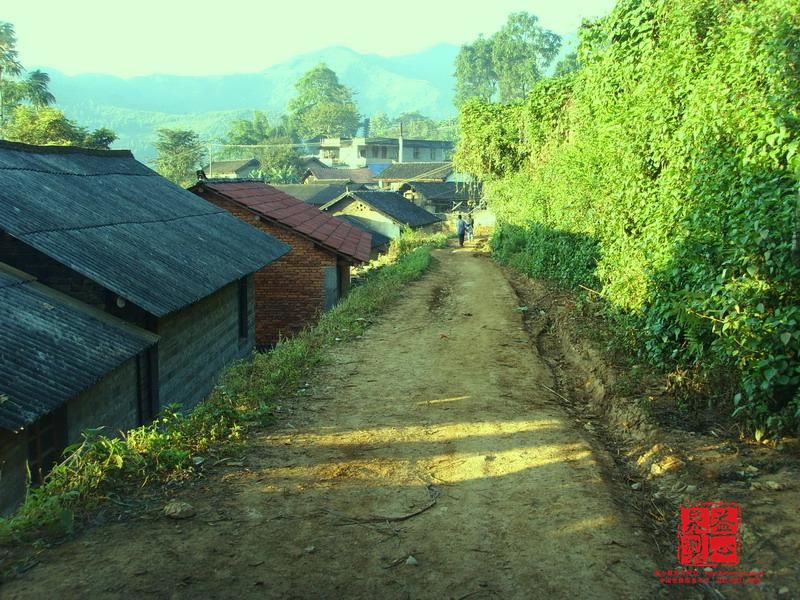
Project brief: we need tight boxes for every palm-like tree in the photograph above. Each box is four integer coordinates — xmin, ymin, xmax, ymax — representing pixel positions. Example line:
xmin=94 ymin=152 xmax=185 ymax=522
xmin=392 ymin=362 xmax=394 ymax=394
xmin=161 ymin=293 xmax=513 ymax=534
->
xmin=0 ymin=22 xmax=23 ymax=126
xmin=22 ymin=70 xmax=55 ymax=107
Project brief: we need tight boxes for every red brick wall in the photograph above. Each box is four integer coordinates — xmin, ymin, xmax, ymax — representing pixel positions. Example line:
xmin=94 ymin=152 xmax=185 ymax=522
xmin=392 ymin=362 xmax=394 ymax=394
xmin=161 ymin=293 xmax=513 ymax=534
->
xmin=197 ymin=192 xmax=338 ymax=346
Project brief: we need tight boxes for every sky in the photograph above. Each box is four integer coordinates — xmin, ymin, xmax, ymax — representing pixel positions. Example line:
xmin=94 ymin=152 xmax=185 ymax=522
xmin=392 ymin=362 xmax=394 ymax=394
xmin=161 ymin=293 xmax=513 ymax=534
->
xmin=5 ymin=0 xmax=617 ymax=78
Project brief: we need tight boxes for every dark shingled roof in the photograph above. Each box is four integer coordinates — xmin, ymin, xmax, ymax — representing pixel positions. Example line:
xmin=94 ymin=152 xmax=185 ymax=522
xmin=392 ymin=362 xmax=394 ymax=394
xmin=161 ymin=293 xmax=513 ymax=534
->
xmin=322 ymin=191 xmax=441 ymax=228
xmin=401 ymin=182 xmax=473 ymax=201
xmin=0 ymin=265 xmax=158 ymax=432
xmin=191 ymin=181 xmax=372 ymax=263
xmin=0 ymin=141 xmax=289 ymax=317
xmin=302 ymin=165 xmax=375 ymax=184
xmin=377 ymin=162 xmax=453 ymax=182
xmin=273 ymin=184 xmax=353 ymax=207
xmin=336 ymin=215 xmax=391 ymax=249
xmin=204 ymin=158 xmax=260 ymax=175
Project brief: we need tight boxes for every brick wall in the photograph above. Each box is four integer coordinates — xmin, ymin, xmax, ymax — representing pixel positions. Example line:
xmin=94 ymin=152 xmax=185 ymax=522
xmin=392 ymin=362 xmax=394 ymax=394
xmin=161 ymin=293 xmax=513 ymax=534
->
xmin=196 ymin=193 xmax=340 ymax=346
xmin=155 ymin=277 xmax=254 ymax=411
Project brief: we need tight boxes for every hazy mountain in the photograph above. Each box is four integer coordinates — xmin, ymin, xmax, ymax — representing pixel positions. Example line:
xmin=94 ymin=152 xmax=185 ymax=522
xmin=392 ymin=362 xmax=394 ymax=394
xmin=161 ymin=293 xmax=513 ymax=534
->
xmin=45 ymin=44 xmax=461 ymax=163
xmin=44 ymin=35 xmax=578 ymax=164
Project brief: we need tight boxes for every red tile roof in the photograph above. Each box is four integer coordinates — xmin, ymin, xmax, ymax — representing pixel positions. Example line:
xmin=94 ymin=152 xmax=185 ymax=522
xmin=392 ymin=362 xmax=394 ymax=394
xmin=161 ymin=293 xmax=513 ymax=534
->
xmin=192 ymin=181 xmax=372 ymax=263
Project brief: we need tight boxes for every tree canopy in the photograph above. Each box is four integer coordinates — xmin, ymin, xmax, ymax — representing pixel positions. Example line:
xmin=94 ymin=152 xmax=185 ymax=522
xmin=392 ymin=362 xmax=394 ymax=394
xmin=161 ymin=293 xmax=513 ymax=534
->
xmin=454 ymin=13 xmax=561 ymax=105
xmin=288 ymin=64 xmax=360 ymax=140
xmin=0 ymin=21 xmax=116 ymax=148
xmin=0 ymin=22 xmax=56 ymax=126
xmin=154 ymin=128 xmax=205 ymax=187
xmin=216 ymin=111 xmax=303 ymax=183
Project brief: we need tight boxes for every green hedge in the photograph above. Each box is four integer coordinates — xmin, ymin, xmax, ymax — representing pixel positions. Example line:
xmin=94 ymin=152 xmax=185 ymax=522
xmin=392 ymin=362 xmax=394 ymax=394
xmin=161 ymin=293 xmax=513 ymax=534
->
xmin=456 ymin=0 xmax=800 ymax=434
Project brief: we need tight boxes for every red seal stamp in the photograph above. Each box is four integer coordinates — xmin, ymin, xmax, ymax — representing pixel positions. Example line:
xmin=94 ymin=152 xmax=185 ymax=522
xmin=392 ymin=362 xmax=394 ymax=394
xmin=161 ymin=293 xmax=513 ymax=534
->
xmin=677 ymin=502 xmax=741 ymax=567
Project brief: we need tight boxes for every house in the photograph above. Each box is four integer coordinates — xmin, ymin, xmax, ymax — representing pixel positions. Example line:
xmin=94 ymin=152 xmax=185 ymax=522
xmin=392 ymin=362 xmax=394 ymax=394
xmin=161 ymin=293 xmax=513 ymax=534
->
xmin=320 ymin=190 xmax=442 ymax=239
xmin=0 ymin=141 xmax=290 ymax=491
xmin=397 ymin=182 xmax=482 ymax=213
xmin=204 ymin=158 xmax=260 ymax=179
xmin=318 ymin=137 xmax=454 ymax=168
xmin=0 ymin=264 xmax=159 ymax=514
xmin=377 ymin=162 xmax=454 ymax=187
xmin=273 ymin=184 xmax=359 ymax=207
xmin=300 ymin=163 xmax=374 ymax=185
xmin=335 ymin=215 xmax=392 ymax=257
xmin=188 ymin=180 xmax=372 ymax=346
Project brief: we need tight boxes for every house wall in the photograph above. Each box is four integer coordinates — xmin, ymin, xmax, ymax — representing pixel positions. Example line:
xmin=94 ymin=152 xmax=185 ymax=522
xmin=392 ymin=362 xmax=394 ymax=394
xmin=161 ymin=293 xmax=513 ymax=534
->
xmin=256 ymin=223 xmax=338 ymax=345
xmin=0 ymin=232 xmax=153 ymax=327
xmin=195 ymin=193 xmax=343 ymax=346
xmin=155 ymin=278 xmax=254 ymax=411
xmin=0 ymin=232 xmax=106 ymax=309
xmin=0 ymin=357 xmax=141 ymax=516
xmin=0 ymin=428 xmax=27 ymax=516
xmin=329 ymin=199 xmax=402 ymax=239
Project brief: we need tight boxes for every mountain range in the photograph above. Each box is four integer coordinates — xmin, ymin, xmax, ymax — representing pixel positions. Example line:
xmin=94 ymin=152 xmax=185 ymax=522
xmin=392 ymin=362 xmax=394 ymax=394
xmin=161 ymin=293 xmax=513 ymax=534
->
xmin=45 ymin=44 xmax=462 ymax=163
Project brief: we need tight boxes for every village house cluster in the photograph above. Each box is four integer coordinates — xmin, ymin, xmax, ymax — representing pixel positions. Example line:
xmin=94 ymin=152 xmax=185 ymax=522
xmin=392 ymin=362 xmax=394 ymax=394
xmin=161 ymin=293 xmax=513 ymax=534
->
xmin=0 ymin=136 xmax=482 ymax=515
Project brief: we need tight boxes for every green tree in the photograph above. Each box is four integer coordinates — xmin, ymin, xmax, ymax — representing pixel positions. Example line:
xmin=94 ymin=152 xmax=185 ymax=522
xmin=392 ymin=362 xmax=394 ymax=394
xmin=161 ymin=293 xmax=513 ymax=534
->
xmin=0 ymin=23 xmax=57 ymax=129
xmin=154 ymin=128 xmax=206 ymax=187
xmin=288 ymin=64 xmax=360 ymax=139
xmin=454 ymin=36 xmax=496 ymax=106
xmin=492 ymin=13 xmax=561 ymax=101
xmin=553 ymin=52 xmax=580 ymax=77
xmin=367 ymin=111 xmax=392 ymax=137
xmin=454 ymin=13 xmax=561 ymax=105
xmin=217 ymin=111 xmax=302 ymax=182
xmin=3 ymin=106 xmax=116 ymax=149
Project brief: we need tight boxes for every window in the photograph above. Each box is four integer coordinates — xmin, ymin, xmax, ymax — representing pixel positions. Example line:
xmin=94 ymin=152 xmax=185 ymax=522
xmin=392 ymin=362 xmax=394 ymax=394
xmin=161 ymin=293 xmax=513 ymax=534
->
xmin=430 ymin=147 xmax=436 ymax=160
xmin=380 ymin=146 xmax=387 ymax=159
xmin=372 ymin=146 xmax=379 ymax=158
xmin=413 ymin=147 xmax=421 ymax=160
xmin=238 ymin=277 xmax=249 ymax=340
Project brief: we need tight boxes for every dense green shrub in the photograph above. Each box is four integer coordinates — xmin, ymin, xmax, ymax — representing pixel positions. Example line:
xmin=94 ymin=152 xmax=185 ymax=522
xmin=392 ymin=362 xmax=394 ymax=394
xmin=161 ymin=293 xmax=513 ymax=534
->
xmin=456 ymin=0 xmax=800 ymax=434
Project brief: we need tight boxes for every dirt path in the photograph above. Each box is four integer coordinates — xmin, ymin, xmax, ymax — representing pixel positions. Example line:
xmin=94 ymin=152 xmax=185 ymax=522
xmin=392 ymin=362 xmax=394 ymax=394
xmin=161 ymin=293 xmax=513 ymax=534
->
xmin=2 ymin=245 xmax=665 ymax=599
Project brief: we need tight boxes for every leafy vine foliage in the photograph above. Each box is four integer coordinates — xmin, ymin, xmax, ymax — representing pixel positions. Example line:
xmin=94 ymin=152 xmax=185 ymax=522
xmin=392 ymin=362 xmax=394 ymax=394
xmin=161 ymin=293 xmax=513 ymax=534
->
xmin=455 ymin=0 xmax=800 ymax=435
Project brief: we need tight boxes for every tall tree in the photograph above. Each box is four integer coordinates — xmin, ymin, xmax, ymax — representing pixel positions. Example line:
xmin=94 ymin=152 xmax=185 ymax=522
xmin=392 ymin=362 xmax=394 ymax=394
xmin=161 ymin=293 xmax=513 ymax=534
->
xmin=492 ymin=13 xmax=561 ymax=100
xmin=3 ymin=106 xmax=116 ymax=148
xmin=288 ymin=64 xmax=360 ymax=140
xmin=0 ymin=21 xmax=23 ymax=126
xmin=454 ymin=36 xmax=497 ymax=106
xmin=216 ymin=111 xmax=302 ymax=182
xmin=154 ymin=128 xmax=205 ymax=187
xmin=453 ymin=13 xmax=561 ymax=105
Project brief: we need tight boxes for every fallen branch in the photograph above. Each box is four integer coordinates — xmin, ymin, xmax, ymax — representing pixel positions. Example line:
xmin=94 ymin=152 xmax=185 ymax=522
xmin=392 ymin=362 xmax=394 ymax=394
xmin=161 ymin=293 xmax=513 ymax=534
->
xmin=326 ymin=498 xmax=438 ymax=525
xmin=538 ymin=383 xmax=571 ymax=404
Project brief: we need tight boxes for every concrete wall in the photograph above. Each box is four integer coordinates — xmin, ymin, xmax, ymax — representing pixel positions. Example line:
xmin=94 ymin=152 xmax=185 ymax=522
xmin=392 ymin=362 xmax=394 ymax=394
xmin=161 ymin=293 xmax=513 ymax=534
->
xmin=0 ymin=232 xmax=154 ymax=328
xmin=155 ymin=278 xmax=254 ymax=411
xmin=329 ymin=199 xmax=402 ymax=239
xmin=0 ymin=232 xmax=106 ymax=309
xmin=0 ymin=357 xmax=141 ymax=516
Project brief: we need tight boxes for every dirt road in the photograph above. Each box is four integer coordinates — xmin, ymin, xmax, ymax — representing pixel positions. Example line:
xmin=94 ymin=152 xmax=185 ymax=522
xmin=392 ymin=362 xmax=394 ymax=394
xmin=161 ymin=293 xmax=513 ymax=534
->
xmin=2 ymin=245 xmax=665 ymax=599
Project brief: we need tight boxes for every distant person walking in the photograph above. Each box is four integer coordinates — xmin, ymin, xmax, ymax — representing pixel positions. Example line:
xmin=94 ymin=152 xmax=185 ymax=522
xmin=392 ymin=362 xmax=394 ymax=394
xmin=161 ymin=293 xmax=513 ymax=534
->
xmin=456 ymin=214 xmax=466 ymax=247
xmin=466 ymin=214 xmax=475 ymax=241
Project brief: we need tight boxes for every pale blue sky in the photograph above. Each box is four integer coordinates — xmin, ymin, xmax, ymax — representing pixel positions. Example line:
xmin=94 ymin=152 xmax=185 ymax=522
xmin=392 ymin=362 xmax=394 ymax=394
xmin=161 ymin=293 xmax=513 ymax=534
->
xmin=6 ymin=0 xmax=617 ymax=78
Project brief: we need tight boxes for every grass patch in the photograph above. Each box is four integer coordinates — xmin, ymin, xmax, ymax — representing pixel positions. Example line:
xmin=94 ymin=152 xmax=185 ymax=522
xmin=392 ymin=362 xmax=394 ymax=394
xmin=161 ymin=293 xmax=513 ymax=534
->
xmin=0 ymin=232 xmax=443 ymax=542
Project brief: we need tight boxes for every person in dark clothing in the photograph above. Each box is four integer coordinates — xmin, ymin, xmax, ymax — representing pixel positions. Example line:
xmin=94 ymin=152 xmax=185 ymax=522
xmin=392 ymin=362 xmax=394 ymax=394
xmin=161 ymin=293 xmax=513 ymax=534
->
xmin=456 ymin=214 xmax=466 ymax=247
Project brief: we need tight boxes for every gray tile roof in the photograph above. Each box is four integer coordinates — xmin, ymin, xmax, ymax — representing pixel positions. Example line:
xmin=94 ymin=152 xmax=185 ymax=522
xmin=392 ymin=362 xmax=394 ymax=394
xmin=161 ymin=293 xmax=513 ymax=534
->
xmin=273 ymin=184 xmax=352 ymax=206
xmin=0 ymin=141 xmax=290 ymax=317
xmin=323 ymin=191 xmax=441 ymax=228
xmin=0 ymin=265 xmax=158 ymax=432
xmin=377 ymin=162 xmax=453 ymax=182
